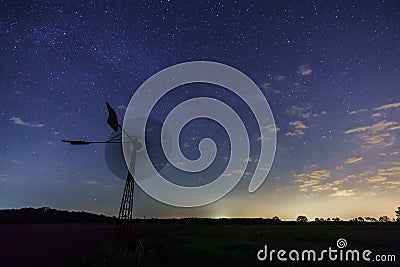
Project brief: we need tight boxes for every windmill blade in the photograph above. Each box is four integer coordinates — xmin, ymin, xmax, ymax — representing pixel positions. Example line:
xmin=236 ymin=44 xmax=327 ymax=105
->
xmin=61 ymin=140 xmax=91 ymax=145
xmin=106 ymin=101 xmax=119 ymax=132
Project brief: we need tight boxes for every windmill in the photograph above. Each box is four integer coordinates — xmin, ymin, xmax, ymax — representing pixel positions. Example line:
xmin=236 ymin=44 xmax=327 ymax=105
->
xmin=62 ymin=102 xmax=141 ymax=247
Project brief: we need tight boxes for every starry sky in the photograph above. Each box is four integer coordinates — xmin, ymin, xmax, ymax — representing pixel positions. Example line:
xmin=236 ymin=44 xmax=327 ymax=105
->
xmin=1 ymin=1 xmax=399 ymax=220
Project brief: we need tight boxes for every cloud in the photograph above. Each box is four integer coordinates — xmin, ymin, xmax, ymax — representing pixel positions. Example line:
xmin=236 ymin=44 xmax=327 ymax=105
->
xmin=83 ymin=180 xmax=99 ymax=185
xmin=360 ymin=133 xmax=396 ymax=148
xmin=383 ymin=181 xmax=400 ymax=185
xmin=344 ymin=120 xmax=398 ymax=134
xmin=374 ymin=102 xmax=400 ymax=111
xmin=371 ymin=113 xmax=383 ymax=117
xmin=285 ymin=120 xmax=308 ymax=136
xmin=244 ymin=157 xmax=253 ymax=162
xmin=389 ymin=125 xmax=400 ymax=131
xmin=117 ymin=105 xmax=126 ymax=110
xmin=294 ymin=169 xmax=331 ymax=181
xmin=375 ymin=164 xmax=400 ymax=178
xmin=9 ymin=117 xmax=44 ymax=127
xmin=346 ymin=162 xmax=400 ymax=190
xmin=257 ymin=134 xmax=270 ymax=141
xmin=330 ymin=189 xmax=355 ymax=197
xmin=390 ymin=149 xmax=399 ymax=155
xmin=286 ymin=104 xmax=318 ymax=119
xmin=344 ymin=120 xmax=399 ymax=150
xmin=0 ymin=174 xmax=12 ymax=182
xmin=345 ymin=157 xmax=363 ymax=164
xmin=82 ymin=180 xmax=113 ymax=188
xmin=299 ymin=112 xmax=312 ymax=119
xmin=284 ymin=129 xmax=304 ymax=136
xmin=261 ymin=82 xmax=271 ymax=90
xmin=274 ymin=75 xmax=285 ymax=81
xmin=298 ymin=64 xmax=312 ymax=75
xmin=287 ymin=105 xmax=307 ymax=116
xmin=348 ymin=109 xmax=368 ymax=115
xmin=366 ymin=176 xmax=387 ymax=183
xmin=294 ymin=169 xmax=332 ymax=192
xmin=261 ymin=124 xmax=280 ymax=133
xmin=289 ymin=121 xmax=308 ymax=129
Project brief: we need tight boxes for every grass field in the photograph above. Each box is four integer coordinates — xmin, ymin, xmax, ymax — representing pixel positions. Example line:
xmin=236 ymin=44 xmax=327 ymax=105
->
xmin=70 ymin=223 xmax=400 ymax=267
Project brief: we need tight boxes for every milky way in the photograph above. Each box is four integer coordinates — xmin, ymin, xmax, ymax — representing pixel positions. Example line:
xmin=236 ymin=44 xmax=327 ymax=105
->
xmin=1 ymin=1 xmax=399 ymax=219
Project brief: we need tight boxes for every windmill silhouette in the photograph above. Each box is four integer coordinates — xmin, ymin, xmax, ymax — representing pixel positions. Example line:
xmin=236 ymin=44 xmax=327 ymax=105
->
xmin=62 ymin=102 xmax=141 ymax=247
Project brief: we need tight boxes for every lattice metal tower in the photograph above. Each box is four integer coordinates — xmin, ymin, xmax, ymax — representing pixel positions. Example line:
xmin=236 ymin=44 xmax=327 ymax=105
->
xmin=114 ymin=171 xmax=135 ymax=245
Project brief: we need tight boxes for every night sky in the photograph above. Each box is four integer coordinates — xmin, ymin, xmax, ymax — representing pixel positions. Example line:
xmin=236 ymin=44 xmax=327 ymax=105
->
xmin=1 ymin=1 xmax=399 ymax=220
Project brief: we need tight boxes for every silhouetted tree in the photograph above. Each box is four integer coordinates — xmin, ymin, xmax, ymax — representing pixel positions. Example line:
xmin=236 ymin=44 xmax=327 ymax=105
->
xmin=357 ymin=217 xmax=365 ymax=222
xmin=396 ymin=207 xmax=400 ymax=222
xmin=272 ymin=216 xmax=280 ymax=221
xmin=296 ymin=215 xmax=308 ymax=222
xmin=365 ymin=217 xmax=377 ymax=222
xmin=379 ymin=216 xmax=391 ymax=222
xmin=332 ymin=217 xmax=341 ymax=222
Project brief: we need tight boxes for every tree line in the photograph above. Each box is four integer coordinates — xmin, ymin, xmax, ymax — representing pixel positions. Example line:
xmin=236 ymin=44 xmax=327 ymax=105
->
xmin=296 ymin=207 xmax=400 ymax=223
xmin=1 ymin=207 xmax=399 ymax=224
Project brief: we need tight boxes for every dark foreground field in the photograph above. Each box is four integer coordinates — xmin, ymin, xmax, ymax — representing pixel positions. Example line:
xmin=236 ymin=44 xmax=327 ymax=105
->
xmin=1 ymin=223 xmax=399 ymax=266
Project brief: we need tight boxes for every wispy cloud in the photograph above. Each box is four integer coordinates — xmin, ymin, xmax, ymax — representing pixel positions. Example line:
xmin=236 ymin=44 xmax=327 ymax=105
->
xmin=348 ymin=109 xmax=368 ymax=115
xmin=284 ymin=130 xmax=304 ymax=136
xmin=258 ymin=124 xmax=279 ymax=140
xmin=83 ymin=180 xmax=99 ymax=185
xmin=330 ymin=189 xmax=355 ymax=197
xmin=0 ymin=174 xmax=12 ymax=182
xmin=366 ymin=176 xmax=387 ymax=183
xmin=344 ymin=162 xmax=400 ymax=192
xmin=289 ymin=121 xmax=308 ymax=129
xmin=298 ymin=64 xmax=312 ymax=76
xmin=344 ymin=119 xmax=399 ymax=150
xmin=360 ymin=133 xmax=396 ymax=148
xmin=9 ymin=117 xmax=44 ymax=127
xmin=287 ymin=105 xmax=310 ymax=116
xmin=371 ymin=112 xmax=383 ymax=117
xmin=294 ymin=169 xmax=332 ymax=192
xmin=390 ymin=149 xmax=399 ymax=155
xmin=261 ymin=124 xmax=280 ymax=133
xmin=82 ymin=180 xmax=113 ymax=188
xmin=285 ymin=121 xmax=308 ymax=137
xmin=373 ymin=102 xmax=400 ymax=111
xmin=261 ymin=82 xmax=271 ymax=90
xmin=285 ymin=104 xmax=322 ymax=119
xmin=345 ymin=157 xmax=363 ymax=164
xmin=344 ymin=120 xmax=398 ymax=134
xmin=295 ymin=169 xmax=331 ymax=180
